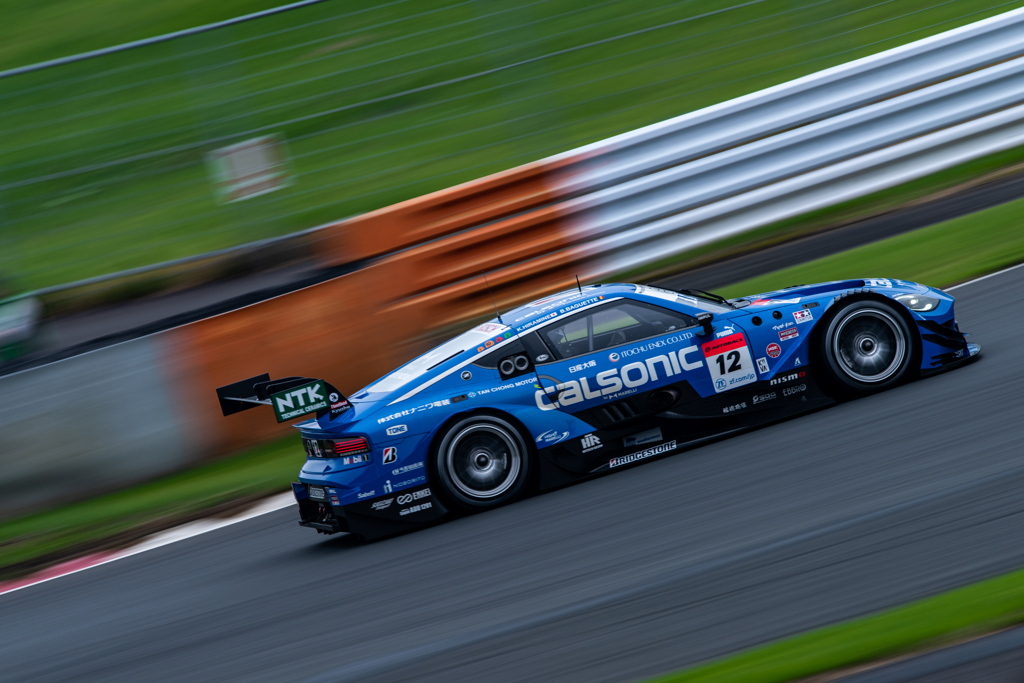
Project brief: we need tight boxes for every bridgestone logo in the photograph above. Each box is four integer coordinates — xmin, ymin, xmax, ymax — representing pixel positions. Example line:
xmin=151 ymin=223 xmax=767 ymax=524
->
xmin=610 ymin=440 xmax=677 ymax=468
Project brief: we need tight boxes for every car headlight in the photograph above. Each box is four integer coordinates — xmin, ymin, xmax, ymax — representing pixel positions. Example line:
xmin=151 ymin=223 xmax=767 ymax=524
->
xmin=895 ymin=293 xmax=940 ymax=312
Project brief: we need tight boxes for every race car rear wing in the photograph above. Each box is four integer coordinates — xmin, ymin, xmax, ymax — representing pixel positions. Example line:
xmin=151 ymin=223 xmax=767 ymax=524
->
xmin=216 ymin=374 xmax=351 ymax=423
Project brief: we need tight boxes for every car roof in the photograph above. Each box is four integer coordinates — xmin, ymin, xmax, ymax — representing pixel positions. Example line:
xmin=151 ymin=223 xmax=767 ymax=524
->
xmin=504 ymin=283 xmax=638 ymax=330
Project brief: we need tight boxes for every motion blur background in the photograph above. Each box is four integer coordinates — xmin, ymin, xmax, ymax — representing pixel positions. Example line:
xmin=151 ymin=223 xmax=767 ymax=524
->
xmin=1 ymin=0 xmax=1018 ymax=292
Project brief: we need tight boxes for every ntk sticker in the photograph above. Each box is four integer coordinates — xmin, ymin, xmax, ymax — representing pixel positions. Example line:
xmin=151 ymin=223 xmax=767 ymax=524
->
xmin=793 ymin=309 xmax=813 ymax=324
xmin=779 ymin=327 xmax=799 ymax=342
xmin=702 ymin=332 xmax=757 ymax=393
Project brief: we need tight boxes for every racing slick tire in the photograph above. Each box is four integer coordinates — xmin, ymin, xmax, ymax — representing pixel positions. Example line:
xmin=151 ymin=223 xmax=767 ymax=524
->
xmin=432 ymin=414 xmax=532 ymax=512
xmin=816 ymin=298 xmax=915 ymax=399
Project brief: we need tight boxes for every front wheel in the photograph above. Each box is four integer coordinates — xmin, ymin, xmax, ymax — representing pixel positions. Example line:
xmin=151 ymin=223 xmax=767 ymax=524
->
xmin=817 ymin=299 xmax=915 ymax=398
xmin=432 ymin=414 xmax=531 ymax=511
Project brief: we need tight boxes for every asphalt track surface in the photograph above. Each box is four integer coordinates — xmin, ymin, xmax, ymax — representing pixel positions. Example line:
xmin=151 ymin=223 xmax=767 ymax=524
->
xmin=2 ymin=267 xmax=1023 ymax=683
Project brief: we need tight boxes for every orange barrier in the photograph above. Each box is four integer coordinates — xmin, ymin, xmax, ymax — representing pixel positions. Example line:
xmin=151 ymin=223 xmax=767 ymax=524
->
xmin=316 ymin=159 xmax=570 ymax=264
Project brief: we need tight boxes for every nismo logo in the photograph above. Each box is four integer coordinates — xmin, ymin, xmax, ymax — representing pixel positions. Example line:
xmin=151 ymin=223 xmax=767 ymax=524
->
xmin=535 ymin=347 xmax=704 ymax=410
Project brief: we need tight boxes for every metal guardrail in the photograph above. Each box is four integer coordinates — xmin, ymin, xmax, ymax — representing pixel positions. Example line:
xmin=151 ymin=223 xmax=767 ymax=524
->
xmin=553 ymin=5 xmax=1024 ymax=195
xmin=538 ymin=6 xmax=1024 ymax=276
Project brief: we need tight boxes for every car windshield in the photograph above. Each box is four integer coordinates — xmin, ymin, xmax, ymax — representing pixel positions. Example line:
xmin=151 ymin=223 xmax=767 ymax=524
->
xmin=364 ymin=321 xmax=511 ymax=394
xmin=636 ymin=284 xmax=733 ymax=312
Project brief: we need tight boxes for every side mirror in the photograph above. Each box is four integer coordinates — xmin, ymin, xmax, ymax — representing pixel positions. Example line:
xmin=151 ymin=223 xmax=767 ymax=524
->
xmin=697 ymin=312 xmax=715 ymax=337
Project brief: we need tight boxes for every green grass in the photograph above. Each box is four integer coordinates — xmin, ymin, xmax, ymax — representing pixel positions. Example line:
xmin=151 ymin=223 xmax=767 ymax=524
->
xmin=2 ymin=0 xmax=1022 ymax=292
xmin=0 ymin=435 xmax=303 ymax=579
xmin=649 ymin=568 xmax=1024 ymax=683
xmin=719 ymin=191 xmax=1024 ymax=299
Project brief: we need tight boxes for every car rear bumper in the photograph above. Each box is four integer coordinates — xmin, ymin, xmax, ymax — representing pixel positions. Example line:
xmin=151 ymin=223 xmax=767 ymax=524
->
xmin=292 ymin=482 xmax=446 ymax=540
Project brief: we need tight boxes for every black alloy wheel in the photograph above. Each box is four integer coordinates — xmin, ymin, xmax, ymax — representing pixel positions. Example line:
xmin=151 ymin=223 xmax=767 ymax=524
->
xmin=433 ymin=414 xmax=531 ymax=511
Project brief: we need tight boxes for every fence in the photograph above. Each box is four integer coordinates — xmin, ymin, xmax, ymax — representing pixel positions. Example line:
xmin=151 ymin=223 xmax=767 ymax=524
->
xmin=2 ymin=0 xmax=1022 ymax=294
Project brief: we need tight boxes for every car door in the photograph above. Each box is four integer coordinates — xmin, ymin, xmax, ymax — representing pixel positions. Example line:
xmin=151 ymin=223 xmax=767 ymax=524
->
xmin=527 ymin=298 xmax=713 ymax=472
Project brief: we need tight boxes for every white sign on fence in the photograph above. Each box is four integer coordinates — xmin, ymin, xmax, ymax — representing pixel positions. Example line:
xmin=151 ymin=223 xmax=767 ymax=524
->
xmin=206 ymin=134 xmax=291 ymax=203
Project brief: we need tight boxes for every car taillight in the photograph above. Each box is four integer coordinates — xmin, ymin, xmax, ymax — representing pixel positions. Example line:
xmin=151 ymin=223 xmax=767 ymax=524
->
xmin=303 ymin=437 xmax=371 ymax=461
xmin=335 ymin=437 xmax=370 ymax=455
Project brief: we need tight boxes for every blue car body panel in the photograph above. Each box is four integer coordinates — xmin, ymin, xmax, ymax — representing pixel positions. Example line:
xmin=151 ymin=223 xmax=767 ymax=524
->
xmin=283 ymin=278 xmax=974 ymax=538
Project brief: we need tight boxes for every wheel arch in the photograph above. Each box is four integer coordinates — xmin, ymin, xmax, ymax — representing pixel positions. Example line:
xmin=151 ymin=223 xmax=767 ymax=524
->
xmin=810 ymin=290 xmax=923 ymax=392
xmin=425 ymin=407 xmax=539 ymax=508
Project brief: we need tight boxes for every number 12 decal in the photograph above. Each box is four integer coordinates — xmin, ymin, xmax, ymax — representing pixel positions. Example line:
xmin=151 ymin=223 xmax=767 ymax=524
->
xmin=703 ymin=333 xmax=757 ymax=394
xmin=715 ymin=350 xmax=742 ymax=374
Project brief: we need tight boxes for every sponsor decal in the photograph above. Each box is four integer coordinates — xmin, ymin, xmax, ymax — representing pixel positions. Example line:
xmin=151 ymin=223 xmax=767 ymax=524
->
xmin=779 ymin=327 xmax=799 ymax=342
xmin=620 ymin=333 xmax=695 ymax=359
xmin=371 ymin=498 xmax=394 ymax=510
xmin=396 ymin=488 xmax=432 ymax=505
xmin=757 ymin=357 xmax=770 ymax=374
xmin=308 ymin=486 xmax=325 ymax=501
xmin=702 ymin=332 xmax=756 ymax=394
xmin=609 ymin=352 xmax=620 ymax=362
xmin=610 ymin=440 xmax=677 ymax=468
xmin=385 ymin=425 xmax=408 ymax=436
xmin=328 ymin=392 xmax=339 ymax=402
xmin=793 ymin=309 xmax=813 ymax=324
xmin=400 ymin=501 xmax=433 ymax=516
xmin=330 ymin=397 xmax=351 ymax=417
xmin=783 ymin=383 xmax=807 ymax=397
xmin=766 ymin=343 xmax=782 ymax=358
xmin=536 ymin=429 xmax=570 ymax=445
xmin=271 ymin=380 xmax=328 ymax=422
xmin=794 ymin=356 xmax=802 ymax=366
xmin=357 ymin=490 xmax=376 ymax=499
xmin=750 ymin=298 xmax=800 ymax=306
xmin=468 ymin=392 xmax=477 ymax=398
xmin=770 ymin=370 xmax=807 ymax=386
xmin=461 ymin=370 xmax=472 ymax=381
xmin=382 ymin=447 xmax=398 ymax=464
xmin=395 ymin=476 xmax=426 ymax=487
xmin=624 ymin=427 xmax=662 ymax=447
xmin=865 ymin=278 xmax=893 ymax=288
xmin=392 ymin=461 xmax=424 ymax=475
xmin=451 ymin=394 xmax=468 ymax=403
xmin=753 ymin=391 xmax=776 ymax=404
xmin=581 ymin=433 xmax=603 ymax=453
xmin=772 ymin=322 xmax=794 ymax=331
xmin=377 ymin=399 xmax=453 ymax=424
xmin=722 ymin=401 xmax=747 ymax=414
xmin=383 ymin=480 xmax=392 ymax=494
xmin=536 ymin=354 xmax=550 ymax=362
xmin=569 ymin=360 xmax=597 ymax=373
xmin=536 ymin=344 xmax=705 ymax=410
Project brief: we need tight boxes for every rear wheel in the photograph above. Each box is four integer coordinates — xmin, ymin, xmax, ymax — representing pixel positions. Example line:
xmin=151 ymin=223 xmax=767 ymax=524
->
xmin=817 ymin=299 xmax=914 ymax=398
xmin=432 ymin=414 xmax=531 ymax=511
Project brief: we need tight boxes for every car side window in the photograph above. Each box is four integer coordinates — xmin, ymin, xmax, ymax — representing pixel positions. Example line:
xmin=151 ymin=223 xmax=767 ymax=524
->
xmin=541 ymin=301 xmax=697 ymax=360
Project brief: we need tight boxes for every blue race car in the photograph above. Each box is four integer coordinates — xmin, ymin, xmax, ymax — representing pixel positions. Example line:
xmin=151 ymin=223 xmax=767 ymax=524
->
xmin=217 ymin=279 xmax=978 ymax=540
